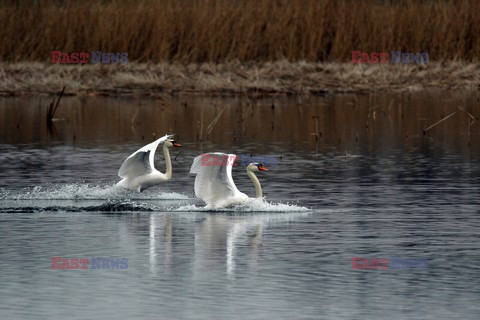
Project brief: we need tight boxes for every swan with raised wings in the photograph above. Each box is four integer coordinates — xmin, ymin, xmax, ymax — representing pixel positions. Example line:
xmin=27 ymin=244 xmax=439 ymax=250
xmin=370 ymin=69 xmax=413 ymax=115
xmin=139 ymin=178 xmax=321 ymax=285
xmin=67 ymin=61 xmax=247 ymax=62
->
xmin=116 ymin=134 xmax=181 ymax=192
xmin=189 ymin=153 xmax=268 ymax=209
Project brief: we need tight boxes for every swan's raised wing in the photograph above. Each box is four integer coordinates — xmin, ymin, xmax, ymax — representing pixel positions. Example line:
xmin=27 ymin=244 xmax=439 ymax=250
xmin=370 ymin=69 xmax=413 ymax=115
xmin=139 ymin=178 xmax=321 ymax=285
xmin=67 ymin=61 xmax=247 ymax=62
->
xmin=118 ymin=134 xmax=172 ymax=179
xmin=190 ymin=153 xmax=241 ymax=206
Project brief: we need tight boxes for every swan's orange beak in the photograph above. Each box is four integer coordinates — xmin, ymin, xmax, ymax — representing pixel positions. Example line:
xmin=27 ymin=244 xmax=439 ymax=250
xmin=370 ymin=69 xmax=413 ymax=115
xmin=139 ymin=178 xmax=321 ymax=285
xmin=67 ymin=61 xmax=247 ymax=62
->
xmin=173 ymin=142 xmax=182 ymax=147
xmin=258 ymin=165 xmax=268 ymax=171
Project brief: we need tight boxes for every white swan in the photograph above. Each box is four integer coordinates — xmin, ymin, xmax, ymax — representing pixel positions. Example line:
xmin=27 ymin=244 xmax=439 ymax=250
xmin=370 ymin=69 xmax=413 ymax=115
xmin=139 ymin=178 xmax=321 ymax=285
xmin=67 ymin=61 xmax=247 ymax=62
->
xmin=189 ymin=152 xmax=268 ymax=209
xmin=116 ymin=134 xmax=181 ymax=192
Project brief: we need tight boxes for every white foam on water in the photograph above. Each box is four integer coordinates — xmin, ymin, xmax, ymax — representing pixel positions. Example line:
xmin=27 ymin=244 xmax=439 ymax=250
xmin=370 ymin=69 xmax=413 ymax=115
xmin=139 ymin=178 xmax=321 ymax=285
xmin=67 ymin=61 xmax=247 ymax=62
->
xmin=0 ymin=183 xmax=190 ymax=201
xmin=175 ymin=198 xmax=310 ymax=213
xmin=0 ymin=185 xmax=308 ymax=214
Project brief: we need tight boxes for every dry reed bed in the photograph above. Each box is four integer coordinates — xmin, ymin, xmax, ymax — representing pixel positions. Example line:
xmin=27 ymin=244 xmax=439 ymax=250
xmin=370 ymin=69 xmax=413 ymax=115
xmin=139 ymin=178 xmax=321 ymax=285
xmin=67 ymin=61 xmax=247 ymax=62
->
xmin=0 ymin=61 xmax=479 ymax=96
xmin=0 ymin=0 xmax=479 ymax=63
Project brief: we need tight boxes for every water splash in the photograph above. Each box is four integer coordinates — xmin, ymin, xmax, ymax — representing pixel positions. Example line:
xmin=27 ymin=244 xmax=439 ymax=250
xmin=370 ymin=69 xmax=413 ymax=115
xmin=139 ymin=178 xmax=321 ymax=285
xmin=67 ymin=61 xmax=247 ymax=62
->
xmin=0 ymin=185 xmax=309 ymax=214
xmin=0 ymin=183 xmax=190 ymax=201
xmin=175 ymin=198 xmax=310 ymax=213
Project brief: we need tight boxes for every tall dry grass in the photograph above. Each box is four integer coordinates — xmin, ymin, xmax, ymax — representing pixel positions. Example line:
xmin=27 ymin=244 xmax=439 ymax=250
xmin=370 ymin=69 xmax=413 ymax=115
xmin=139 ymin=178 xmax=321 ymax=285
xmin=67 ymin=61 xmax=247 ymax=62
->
xmin=0 ymin=0 xmax=479 ymax=63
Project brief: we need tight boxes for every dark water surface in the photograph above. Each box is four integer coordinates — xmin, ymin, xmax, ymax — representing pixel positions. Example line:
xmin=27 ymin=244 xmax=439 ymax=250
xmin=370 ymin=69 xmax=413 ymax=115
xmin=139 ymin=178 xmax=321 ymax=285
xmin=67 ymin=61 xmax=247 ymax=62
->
xmin=1 ymin=91 xmax=480 ymax=319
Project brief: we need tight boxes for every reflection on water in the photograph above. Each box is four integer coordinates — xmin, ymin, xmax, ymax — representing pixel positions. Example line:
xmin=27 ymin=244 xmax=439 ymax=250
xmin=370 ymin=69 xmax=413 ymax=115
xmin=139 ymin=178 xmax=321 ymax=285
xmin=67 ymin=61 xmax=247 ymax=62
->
xmin=147 ymin=212 xmax=303 ymax=279
xmin=0 ymin=91 xmax=480 ymax=319
xmin=194 ymin=215 xmax=269 ymax=279
xmin=1 ymin=90 xmax=480 ymax=154
xmin=149 ymin=214 xmax=157 ymax=274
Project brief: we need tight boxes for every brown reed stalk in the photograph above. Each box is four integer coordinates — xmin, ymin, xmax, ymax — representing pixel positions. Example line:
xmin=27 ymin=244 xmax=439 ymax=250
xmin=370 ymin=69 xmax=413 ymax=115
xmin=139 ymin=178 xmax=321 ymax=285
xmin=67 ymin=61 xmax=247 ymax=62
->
xmin=205 ymin=105 xmax=227 ymax=138
xmin=0 ymin=0 xmax=479 ymax=63
xmin=423 ymin=111 xmax=457 ymax=135
xmin=46 ymin=86 xmax=65 ymax=125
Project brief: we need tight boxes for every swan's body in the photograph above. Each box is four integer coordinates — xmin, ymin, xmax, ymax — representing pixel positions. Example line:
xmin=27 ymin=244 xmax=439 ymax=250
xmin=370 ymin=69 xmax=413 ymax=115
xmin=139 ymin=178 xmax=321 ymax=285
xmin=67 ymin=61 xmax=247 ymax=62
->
xmin=116 ymin=134 xmax=181 ymax=192
xmin=189 ymin=153 xmax=267 ymax=209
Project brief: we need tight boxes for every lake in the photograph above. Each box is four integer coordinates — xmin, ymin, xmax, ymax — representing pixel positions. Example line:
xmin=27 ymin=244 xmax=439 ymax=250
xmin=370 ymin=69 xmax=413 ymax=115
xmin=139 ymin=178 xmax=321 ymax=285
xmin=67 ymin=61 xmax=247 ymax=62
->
xmin=0 ymin=90 xmax=479 ymax=319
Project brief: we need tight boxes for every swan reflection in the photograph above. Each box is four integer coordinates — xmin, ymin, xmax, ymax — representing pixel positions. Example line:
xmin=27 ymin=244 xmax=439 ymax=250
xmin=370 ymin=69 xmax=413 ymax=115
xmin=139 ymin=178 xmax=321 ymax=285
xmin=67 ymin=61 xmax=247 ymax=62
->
xmin=149 ymin=214 xmax=157 ymax=274
xmin=147 ymin=212 xmax=308 ymax=278
xmin=192 ymin=212 xmax=306 ymax=278
xmin=149 ymin=214 xmax=173 ymax=275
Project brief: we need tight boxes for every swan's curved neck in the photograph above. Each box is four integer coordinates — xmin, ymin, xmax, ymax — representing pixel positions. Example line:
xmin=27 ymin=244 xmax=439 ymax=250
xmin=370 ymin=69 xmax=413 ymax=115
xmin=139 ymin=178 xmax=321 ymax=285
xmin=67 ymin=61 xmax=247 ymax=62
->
xmin=162 ymin=144 xmax=172 ymax=179
xmin=247 ymin=169 xmax=262 ymax=198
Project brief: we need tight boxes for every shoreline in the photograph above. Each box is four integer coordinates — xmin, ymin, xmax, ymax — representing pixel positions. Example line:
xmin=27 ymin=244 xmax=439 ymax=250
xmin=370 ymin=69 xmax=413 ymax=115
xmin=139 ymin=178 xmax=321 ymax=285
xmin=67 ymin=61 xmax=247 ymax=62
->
xmin=0 ymin=61 xmax=479 ymax=97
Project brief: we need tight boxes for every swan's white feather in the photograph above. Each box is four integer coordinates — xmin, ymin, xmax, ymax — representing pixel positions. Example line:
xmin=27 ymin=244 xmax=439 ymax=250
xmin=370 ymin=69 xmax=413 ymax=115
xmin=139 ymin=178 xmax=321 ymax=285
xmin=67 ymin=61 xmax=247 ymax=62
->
xmin=190 ymin=153 xmax=247 ymax=208
xmin=118 ymin=134 xmax=171 ymax=179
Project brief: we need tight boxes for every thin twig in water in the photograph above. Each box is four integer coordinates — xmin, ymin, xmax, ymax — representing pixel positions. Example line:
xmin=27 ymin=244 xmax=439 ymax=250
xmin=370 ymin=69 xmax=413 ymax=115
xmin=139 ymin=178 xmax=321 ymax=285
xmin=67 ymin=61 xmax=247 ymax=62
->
xmin=423 ymin=111 xmax=457 ymax=134
xmin=46 ymin=86 xmax=65 ymax=124
xmin=311 ymin=116 xmax=319 ymax=141
xmin=457 ymin=106 xmax=478 ymax=121
xmin=174 ymin=151 xmax=182 ymax=161
xmin=199 ymin=108 xmax=204 ymax=141
xmin=205 ymin=105 xmax=227 ymax=137
xmin=131 ymin=109 xmax=140 ymax=125
xmin=468 ymin=118 xmax=473 ymax=146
